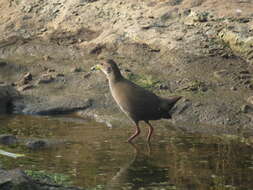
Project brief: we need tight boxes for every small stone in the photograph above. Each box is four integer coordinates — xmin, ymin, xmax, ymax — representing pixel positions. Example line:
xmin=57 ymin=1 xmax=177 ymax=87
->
xmin=71 ymin=67 xmax=82 ymax=72
xmin=88 ymin=44 xmax=104 ymax=55
xmin=182 ymin=98 xmax=190 ymax=102
xmin=56 ymin=73 xmax=64 ymax=77
xmin=158 ymin=84 xmax=169 ymax=90
xmin=174 ymin=36 xmax=183 ymax=41
xmin=47 ymin=68 xmax=55 ymax=73
xmin=248 ymin=84 xmax=253 ymax=90
xmin=230 ymin=86 xmax=237 ymax=91
xmin=124 ymin=69 xmax=131 ymax=73
xmin=241 ymin=104 xmax=253 ymax=113
xmin=247 ymin=96 xmax=253 ymax=104
xmin=22 ymin=5 xmax=32 ymax=13
xmin=239 ymin=74 xmax=251 ymax=79
xmin=37 ymin=74 xmax=54 ymax=84
xmin=213 ymin=70 xmax=228 ymax=79
xmin=239 ymin=70 xmax=250 ymax=74
xmin=78 ymin=38 xmax=83 ymax=43
xmin=184 ymin=11 xmax=209 ymax=25
xmin=201 ymin=86 xmax=208 ymax=92
xmin=0 ymin=134 xmax=17 ymax=145
xmin=243 ymin=80 xmax=250 ymax=85
xmin=194 ymin=102 xmax=202 ymax=107
xmin=40 ymin=28 xmax=47 ymax=32
xmin=26 ymin=139 xmax=47 ymax=150
xmin=83 ymin=72 xmax=91 ymax=79
xmin=23 ymin=72 xmax=32 ymax=81
xmin=183 ymin=8 xmax=191 ymax=16
xmin=37 ymin=78 xmax=54 ymax=84
xmin=17 ymin=84 xmax=33 ymax=91
xmin=43 ymin=55 xmax=51 ymax=61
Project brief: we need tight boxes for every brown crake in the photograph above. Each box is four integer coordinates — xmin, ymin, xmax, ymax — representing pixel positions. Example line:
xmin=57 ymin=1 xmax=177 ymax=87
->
xmin=95 ymin=59 xmax=182 ymax=142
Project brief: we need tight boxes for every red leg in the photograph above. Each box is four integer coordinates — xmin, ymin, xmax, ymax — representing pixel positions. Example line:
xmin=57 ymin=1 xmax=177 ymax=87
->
xmin=145 ymin=121 xmax=154 ymax=142
xmin=127 ymin=122 xmax=140 ymax=143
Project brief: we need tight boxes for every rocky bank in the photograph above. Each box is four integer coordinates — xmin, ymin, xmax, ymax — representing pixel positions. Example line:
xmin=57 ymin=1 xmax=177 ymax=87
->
xmin=0 ymin=0 xmax=253 ymax=136
xmin=0 ymin=168 xmax=83 ymax=190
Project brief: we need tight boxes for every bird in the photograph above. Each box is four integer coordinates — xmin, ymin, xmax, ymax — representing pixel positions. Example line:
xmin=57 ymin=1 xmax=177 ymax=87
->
xmin=93 ymin=59 xmax=182 ymax=142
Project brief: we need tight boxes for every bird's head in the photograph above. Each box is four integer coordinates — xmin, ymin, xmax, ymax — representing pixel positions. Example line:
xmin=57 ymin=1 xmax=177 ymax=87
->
xmin=91 ymin=59 xmax=122 ymax=81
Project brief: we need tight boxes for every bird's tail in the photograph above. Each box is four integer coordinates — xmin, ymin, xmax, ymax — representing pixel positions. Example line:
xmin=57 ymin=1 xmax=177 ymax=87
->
xmin=160 ymin=96 xmax=182 ymax=119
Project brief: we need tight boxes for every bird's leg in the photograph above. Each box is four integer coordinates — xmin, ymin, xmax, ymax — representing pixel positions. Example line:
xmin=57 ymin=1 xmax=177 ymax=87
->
xmin=145 ymin=121 xmax=154 ymax=142
xmin=127 ymin=122 xmax=140 ymax=143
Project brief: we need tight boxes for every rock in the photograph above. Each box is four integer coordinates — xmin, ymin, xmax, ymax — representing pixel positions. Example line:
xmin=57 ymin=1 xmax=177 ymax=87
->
xmin=22 ymin=5 xmax=33 ymax=13
xmin=213 ymin=70 xmax=229 ymax=79
xmin=247 ymin=84 xmax=253 ymax=90
xmin=230 ymin=86 xmax=237 ymax=91
xmin=17 ymin=84 xmax=33 ymax=91
xmin=0 ymin=85 xmax=20 ymax=114
xmin=0 ymin=134 xmax=17 ymax=145
xmin=56 ymin=73 xmax=65 ymax=77
xmin=83 ymin=72 xmax=91 ymax=79
xmin=218 ymin=27 xmax=253 ymax=64
xmin=241 ymin=104 xmax=253 ymax=113
xmin=23 ymin=72 xmax=32 ymax=81
xmin=43 ymin=55 xmax=51 ymax=61
xmin=47 ymin=68 xmax=56 ymax=72
xmin=0 ymin=168 xmax=83 ymax=190
xmin=0 ymin=169 xmax=34 ymax=189
xmin=0 ymin=60 xmax=7 ymax=67
xmin=167 ymin=0 xmax=183 ymax=6
xmin=239 ymin=70 xmax=250 ymax=74
xmin=190 ymin=0 xmax=204 ymax=7
xmin=25 ymin=139 xmax=48 ymax=150
xmin=247 ymin=96 xmax=253 ymax=104
xmin=22 ymin=97 xmax=92 ymax=115
xmin=184 ymin=11 xmax=209 ymax=25
xmin=37 ymin=74 xmax=54 ymax=84
xmin=194 ymin=102 xmax=202 ymax=107
xmin=158 ymin=84 xmax=169 ymax=90
xmin=25 ymin=138 xmax=67 ymax=150
xmin=15 ymin=73 xmax=33 ymax=87
xmin=88 ymin=44 xmax=105 ymax=55
xmin=71 ymin=67 xmax=82 ymax=72
xmin=174 ymin=101 xmax=192 ymax=115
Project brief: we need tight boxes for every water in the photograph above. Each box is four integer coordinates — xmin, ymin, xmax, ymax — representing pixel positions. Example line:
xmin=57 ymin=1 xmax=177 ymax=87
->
xmin=0 ymin=114 xmax=253 ymax=190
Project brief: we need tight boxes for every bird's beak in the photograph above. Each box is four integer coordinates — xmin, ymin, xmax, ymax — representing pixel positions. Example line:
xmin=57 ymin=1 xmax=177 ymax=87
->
xmin=90 ymin=64 xmax=100 ymax=71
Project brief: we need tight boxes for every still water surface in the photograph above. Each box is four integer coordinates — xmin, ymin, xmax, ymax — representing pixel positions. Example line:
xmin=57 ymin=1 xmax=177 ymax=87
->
xmin=0 ymin=114 xmax=253 ymax=190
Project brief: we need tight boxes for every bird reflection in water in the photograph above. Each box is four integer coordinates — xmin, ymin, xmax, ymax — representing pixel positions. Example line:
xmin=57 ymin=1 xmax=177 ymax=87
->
xmin=106 ymin=143 xmax=172 ymax=190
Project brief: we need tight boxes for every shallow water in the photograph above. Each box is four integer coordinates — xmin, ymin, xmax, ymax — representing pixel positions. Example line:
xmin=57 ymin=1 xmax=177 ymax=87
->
xmin=0 ymin=114 xmax=253 ymax=190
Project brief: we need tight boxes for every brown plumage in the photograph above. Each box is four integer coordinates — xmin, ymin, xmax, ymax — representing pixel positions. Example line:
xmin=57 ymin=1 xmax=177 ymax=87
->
xmin=96 ymin=59 xmax=181 ymax=142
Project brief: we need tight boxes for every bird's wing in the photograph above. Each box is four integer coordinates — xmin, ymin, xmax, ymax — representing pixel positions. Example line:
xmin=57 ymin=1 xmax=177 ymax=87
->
xmin=112 ymin=79 xmax=160 ymax=118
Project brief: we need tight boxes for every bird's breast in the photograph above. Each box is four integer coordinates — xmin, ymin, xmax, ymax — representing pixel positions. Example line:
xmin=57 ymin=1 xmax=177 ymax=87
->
xmin=109 ymin=82 xmax=130 ymax=115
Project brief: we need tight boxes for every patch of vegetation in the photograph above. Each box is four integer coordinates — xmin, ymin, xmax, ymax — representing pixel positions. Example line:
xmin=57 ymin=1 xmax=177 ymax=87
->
xmin=126 ymin=73 xmax=161 ymax=90
xmin=25 ymin=170 xmax=72 ymax=186
xmin=211 ymin=175 xmax=236 ymax=190
xmin=88 ymin=184 xmax=105 ymax=190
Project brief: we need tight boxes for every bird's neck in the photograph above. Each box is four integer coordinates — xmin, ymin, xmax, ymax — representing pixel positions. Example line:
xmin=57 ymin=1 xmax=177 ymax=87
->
xmin=107 ymin=70 xmax=123 ymax=84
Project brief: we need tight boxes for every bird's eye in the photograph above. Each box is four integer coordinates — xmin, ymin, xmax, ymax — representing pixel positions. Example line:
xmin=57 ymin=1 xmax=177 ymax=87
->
xmin=101 ymin=63 xmax=104 ymax=65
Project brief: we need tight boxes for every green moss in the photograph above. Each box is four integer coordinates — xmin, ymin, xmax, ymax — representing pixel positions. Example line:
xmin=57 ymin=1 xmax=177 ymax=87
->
xmin=126 ymin=73 xmax=161 ymax=90
xmin=218 ymin=29 xmax=253 ymax=63
xmin=25 ymin=170 xmax=72 ymax=186
xmin=88 ymin=185 xmax=105 ymax=190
